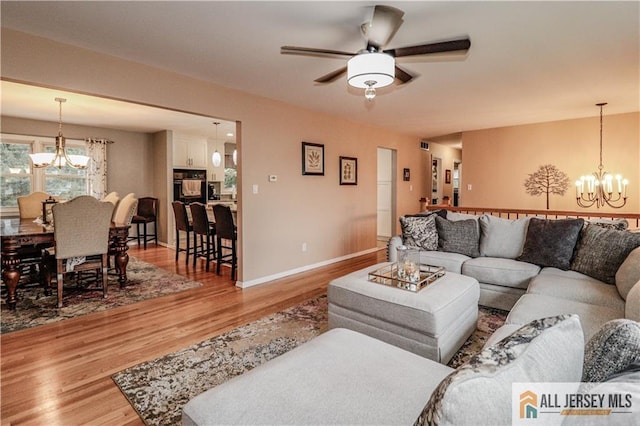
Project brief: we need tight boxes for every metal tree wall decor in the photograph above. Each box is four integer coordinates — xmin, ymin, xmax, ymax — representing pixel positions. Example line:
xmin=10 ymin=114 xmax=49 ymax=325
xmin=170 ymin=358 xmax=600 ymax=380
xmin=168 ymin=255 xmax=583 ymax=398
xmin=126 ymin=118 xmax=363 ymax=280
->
xmin=524 ymin=164 xmax=570 ymax=209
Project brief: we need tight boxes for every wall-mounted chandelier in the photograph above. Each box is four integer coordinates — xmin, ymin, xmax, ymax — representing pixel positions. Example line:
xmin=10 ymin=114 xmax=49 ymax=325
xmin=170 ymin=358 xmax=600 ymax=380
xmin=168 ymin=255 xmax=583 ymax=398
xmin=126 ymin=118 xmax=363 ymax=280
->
xmin=29 ymin=98 xmax=90 ymax=169
xmin=575 ymin=103 xmax=628 ymax=209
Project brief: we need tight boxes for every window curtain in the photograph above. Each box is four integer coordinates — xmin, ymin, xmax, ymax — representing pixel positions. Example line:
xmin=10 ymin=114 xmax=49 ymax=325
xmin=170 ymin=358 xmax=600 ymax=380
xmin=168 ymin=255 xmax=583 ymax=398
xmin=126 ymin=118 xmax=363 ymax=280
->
xmin=85 ymin=138 xmax=112 ymax=199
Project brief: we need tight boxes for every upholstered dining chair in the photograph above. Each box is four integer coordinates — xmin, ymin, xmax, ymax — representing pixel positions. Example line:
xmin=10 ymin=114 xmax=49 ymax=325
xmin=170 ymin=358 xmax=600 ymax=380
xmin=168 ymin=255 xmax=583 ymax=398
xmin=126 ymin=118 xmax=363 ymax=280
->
xmin=44 ymin=195 xmax=114 ymax=308
xmin=212 ymin=204 xmax=237 ymax=280
xmin=17 ymin=191 xmax=58 ymax=219
xmin=16 ymin=191 xmax=58 ymax=288
xmin=172 ymin=201 xmax=194 ymax=264
xmin=131 ymin=197 xmax=158 ymax=249
xmin=102 ymin=191 xmax=120 ymax=206
xmin=189 ymin=202 xmax=216 ymax=271
xmin=109 ymin=193 xmax=137 ymax=274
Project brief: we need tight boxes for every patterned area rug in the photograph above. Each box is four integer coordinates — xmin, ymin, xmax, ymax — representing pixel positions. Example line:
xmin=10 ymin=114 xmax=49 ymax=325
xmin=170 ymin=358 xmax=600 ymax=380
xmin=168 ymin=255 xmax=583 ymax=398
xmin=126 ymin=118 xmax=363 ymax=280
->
xmin=113 ymin=297 xmax=507 ymax=426
xmin=1 ymin=257 xmax=202 ymax=334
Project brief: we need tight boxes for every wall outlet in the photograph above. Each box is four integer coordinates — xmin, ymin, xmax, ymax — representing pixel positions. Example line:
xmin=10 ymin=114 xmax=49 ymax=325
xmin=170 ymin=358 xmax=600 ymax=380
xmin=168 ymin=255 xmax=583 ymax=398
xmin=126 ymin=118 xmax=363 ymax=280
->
xmin=467 ymin=184 xmax=472 ymax=191
xmin=253 ymin=184 xmax=259 ymax=194
xmin=302 ymin=242 xmax=307 ymax=252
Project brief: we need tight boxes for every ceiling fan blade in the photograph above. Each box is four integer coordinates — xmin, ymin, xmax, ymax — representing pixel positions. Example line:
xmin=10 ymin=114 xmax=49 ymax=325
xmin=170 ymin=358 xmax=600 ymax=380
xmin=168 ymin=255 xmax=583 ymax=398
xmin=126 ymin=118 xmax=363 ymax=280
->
xmin=362 ymin=5 xmax=404 ymax=50
xmin=281 ymin=46 xmax=355 ymax=59
xmin=314 ymin=67 xmax=347 ymax=84
xmin=386 ymin=38 xmax=471 ymax=58
xmin=394 ymin=65 xmax=413 ymax=84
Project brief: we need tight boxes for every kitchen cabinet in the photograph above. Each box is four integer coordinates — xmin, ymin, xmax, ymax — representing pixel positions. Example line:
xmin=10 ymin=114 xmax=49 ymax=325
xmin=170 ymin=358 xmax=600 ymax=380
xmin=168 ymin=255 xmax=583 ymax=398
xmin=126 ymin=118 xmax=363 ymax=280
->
xmin=173 ymin=134 xmax=208 ymax=169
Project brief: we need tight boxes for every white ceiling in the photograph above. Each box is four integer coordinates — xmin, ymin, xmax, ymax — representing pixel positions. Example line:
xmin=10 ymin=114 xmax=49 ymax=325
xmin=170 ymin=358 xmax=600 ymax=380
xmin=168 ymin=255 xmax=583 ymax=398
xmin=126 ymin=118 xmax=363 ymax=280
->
xmin=1 ymin=1 xmax=638 ymax=141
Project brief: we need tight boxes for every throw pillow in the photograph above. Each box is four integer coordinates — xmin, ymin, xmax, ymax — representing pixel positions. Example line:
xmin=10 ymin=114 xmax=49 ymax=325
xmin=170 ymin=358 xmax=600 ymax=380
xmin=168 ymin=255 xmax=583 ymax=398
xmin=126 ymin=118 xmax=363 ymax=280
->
xmin=408 ymin=209 xmax=448 ymax=219
xmin=615 ymin=247 xmax=640 ymax=300
xmin=479 ymin=214 xmax=530 ymax=259
xmin=582 ymin=319 xmax=640 ymax=382
xmin=571 ymin=225 xmax=640 ymax=285
xmin=585 ymin=218 xmax=629 ymax=231
xmin=399 ymin=214 xmax=438 ymax=251
xmin=435 ymin=216 xmax=479 ymax=258
xmin=517 ymin=218 xmax=584 ymax=270
xmin=415 ymin=315 xmax=584 ymax=426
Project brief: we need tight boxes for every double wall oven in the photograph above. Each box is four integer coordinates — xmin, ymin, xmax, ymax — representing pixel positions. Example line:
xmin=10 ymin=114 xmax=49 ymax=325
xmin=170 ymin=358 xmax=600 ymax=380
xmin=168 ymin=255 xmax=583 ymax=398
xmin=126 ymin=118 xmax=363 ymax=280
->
xmin=173 ymin=169 xmax=206 ymax=205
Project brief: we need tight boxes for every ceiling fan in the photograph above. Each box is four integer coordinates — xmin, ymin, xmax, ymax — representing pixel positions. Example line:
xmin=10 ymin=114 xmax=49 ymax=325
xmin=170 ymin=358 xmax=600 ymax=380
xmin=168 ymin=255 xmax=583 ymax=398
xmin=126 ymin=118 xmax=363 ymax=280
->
xmin=281 ymin=5 xmax=471 ymax=100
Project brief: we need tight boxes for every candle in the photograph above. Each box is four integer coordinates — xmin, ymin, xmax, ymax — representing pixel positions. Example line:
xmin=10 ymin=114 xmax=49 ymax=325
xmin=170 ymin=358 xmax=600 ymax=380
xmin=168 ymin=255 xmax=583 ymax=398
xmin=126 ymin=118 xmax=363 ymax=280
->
xmin=616 ymin=175 xmax=622 ymax=193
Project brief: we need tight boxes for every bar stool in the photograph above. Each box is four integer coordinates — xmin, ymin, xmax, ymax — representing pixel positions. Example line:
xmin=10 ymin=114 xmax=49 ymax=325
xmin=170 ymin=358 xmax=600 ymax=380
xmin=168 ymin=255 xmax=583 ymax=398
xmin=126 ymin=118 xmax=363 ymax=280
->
xmin=172 ymin=201 xmax=194 ymax=264
xmin=131 ymin=197 xmax=158 ymax=249
xmin=212 ymin=204 xmax=237 ymax=280
xmin=189 ymin=202 xmax=217 ymax=271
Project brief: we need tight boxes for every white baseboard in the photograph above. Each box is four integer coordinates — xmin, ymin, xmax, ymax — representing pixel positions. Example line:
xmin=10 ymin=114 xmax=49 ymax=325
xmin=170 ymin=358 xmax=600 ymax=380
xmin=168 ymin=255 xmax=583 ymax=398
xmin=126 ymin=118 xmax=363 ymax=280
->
xmin=235 ymin=247 xmax=382 ymax=289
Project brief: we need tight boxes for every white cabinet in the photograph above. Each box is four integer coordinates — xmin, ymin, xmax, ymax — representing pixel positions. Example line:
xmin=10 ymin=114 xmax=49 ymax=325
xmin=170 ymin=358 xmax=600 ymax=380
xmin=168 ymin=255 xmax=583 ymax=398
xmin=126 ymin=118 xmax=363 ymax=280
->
xmin=173 ymin=134 xmax=208 ymax=169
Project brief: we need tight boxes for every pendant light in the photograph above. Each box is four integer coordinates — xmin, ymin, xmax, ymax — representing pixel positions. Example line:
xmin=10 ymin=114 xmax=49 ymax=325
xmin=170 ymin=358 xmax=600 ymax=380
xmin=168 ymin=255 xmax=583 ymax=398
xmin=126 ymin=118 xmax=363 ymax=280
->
xmin=211 ymin=122 xmax=222 ymax=167
xmin=29 ymin=98 xmax=90 ymax=169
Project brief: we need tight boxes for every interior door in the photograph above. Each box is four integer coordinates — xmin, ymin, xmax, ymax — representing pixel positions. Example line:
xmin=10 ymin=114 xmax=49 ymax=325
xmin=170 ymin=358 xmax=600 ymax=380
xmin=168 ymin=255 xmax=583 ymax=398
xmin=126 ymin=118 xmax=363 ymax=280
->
xmin=377 ymin=148 xmax=396 ymax=240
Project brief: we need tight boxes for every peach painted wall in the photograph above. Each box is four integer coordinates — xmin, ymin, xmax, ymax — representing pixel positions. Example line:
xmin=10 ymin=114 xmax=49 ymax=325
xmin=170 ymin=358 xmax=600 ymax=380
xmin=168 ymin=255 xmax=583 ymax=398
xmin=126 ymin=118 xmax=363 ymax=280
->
xmin=461 ymin=112 xmax=639 ymax=213
xmin=1 ymin=29 xmax=425 ymax=285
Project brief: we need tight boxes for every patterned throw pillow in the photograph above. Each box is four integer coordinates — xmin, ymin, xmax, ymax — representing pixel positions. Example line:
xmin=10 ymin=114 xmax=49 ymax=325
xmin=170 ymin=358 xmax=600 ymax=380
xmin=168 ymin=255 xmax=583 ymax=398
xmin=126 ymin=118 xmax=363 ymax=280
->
xmin=435 ymin=216 xmax=479 ymax=258
xmin=400 ymin=214 xmax=438 ymax=251
xmin=571 ymin=225 xmax=640 ymax=285
xmin=517 ymin=218 xmax=584 ymax=270
xmin=415 ymin=315 xmax=584 ymax=426
xmin=582 ymin=319 xmax=640 ymax=382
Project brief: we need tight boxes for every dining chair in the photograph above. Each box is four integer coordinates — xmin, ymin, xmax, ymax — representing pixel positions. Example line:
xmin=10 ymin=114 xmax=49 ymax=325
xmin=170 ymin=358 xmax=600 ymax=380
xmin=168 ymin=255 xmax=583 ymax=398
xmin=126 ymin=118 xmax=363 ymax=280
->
xmin=189 ymin=202 xmax=216 ymax=271
xmin=212 ymin=204 xmax=237 ymax=280
xmin=109 ymin=193 xmax=137 ymax=275
xmin=43 ymin=195 xmax=114 ymax=308
xmin=172 ymin=201 xmax=194 ymax=264
xmin=102 ymin=191 xmax=120 ymax=206
xmin=15 ymin=191 xmax=58 ymax=289
xmin=131 ymin=197 xmax=158 ymax=249
xmin=17 ymin=191 xmax=58 ymax=219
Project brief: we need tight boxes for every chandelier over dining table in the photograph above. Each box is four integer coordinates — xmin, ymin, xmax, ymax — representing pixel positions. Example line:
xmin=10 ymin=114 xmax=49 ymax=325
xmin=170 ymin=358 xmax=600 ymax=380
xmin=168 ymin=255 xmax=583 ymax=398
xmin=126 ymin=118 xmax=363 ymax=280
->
xmin=575 ymin=103 xmax=628 ymax=209
xmin=29 ymin=98 xmax=90 ymax=169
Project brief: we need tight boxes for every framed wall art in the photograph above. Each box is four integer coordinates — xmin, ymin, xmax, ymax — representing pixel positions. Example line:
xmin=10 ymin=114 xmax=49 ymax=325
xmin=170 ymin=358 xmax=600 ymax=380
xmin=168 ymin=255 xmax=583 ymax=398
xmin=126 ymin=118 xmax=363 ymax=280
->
xmin=301 ymin=142 xmax=324 ymax=175
xmin=403 ymin=168 xmax=411 ymax=181
xmin=339 ymin=156 xmax=357 ymax=185
xmin=445 ymin=169 xmax=452 ymax=184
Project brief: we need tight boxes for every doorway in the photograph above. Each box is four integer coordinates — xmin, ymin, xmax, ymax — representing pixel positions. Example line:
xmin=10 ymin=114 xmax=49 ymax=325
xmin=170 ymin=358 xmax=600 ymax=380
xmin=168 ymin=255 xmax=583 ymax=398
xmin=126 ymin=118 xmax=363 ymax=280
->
xmin=377 ymin=147 xmax=396 ymax=241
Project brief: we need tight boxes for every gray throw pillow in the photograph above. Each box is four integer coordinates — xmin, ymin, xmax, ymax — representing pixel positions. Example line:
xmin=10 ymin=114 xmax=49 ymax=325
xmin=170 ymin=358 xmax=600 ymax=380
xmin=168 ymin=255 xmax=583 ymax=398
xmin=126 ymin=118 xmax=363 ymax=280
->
xmin=415 ymin=315 xmax=584 ymax=426
xmin=479 ymin=214 xmax=530 ymax=259
xmin=582 ymin=319 xmax=640 ymax=382
xmin=517 ymin=218 xmax=584 ymax=270
xmin=571 ymin=225 xmax=640 ymax=285
xmin=435 ymin=216 xmax=479 ymax=258
xmin=616 ymin=247 xmax=640 ymax=300
xmin=400 ymin=215 xmax=438 ymax=251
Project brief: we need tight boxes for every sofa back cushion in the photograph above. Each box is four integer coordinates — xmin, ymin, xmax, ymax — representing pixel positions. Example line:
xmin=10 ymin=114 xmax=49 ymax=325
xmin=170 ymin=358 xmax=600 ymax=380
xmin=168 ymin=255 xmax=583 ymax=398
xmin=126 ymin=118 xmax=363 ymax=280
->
xmin=517 ymin=218 xmax=584 ymax=270
xmin=479 ymin=214 xmax=530 ymax=259
xmin=415 ymin=315 xmax=584 ymax=426
xmin=571 ymin=225 xmax=640 ymax=285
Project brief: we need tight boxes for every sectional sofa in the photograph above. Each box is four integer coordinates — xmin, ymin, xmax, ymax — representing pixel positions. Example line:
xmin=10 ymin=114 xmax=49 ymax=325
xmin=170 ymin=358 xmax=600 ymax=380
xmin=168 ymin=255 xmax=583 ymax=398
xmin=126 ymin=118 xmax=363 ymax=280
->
xmin=388 ymin=211 xmax=640 ymax=340
xmin=182 ymin=211 xmax=640 ymax=425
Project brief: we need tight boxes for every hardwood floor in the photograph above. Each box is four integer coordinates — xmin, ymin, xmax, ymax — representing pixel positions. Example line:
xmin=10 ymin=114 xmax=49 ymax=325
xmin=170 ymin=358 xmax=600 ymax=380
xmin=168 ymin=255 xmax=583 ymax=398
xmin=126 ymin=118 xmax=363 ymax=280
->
xmin=1 ymin=245 xmax=386 ymax=425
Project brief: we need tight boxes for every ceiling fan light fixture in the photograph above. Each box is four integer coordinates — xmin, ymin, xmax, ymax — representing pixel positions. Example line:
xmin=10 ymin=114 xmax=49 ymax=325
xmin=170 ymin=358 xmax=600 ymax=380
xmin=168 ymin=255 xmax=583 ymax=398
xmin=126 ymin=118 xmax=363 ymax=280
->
xmin=347 ymin=52 xmax=395 ymax=89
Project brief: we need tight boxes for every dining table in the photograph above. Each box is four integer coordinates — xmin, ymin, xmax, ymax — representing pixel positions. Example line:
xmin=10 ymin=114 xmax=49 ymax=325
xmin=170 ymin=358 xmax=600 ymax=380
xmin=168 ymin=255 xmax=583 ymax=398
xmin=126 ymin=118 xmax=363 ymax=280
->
xmin=0 ymin=217 xmax=131 ymax=310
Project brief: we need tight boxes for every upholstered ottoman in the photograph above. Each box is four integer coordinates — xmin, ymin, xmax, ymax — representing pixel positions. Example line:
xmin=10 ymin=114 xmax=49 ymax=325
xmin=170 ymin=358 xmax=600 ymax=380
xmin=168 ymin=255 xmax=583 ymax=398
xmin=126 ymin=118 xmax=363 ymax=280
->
xmin=328 ymin=262 xmax=479 ymax=363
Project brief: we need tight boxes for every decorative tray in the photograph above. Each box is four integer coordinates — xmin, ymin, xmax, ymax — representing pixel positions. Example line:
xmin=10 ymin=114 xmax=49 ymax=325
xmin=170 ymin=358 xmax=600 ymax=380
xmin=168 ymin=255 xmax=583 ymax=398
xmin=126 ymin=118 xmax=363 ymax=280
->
xmin=368 ymin=263 xmax=445 ymax=292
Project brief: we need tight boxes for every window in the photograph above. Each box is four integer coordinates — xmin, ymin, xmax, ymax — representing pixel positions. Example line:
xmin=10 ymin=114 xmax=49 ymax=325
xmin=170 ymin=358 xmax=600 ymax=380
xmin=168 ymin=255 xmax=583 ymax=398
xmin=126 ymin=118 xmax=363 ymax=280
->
xmin=0 ymin=134 xmax=87 ymax=211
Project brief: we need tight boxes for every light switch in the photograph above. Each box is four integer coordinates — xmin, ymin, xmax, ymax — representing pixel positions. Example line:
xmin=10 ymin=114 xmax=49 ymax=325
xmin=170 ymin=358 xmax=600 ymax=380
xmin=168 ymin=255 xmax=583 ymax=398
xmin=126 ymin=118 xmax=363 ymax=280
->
xmin=253 ymin=184 xmax=259 ymax=194
xmin=268 ymin=175 xmax=277 ymax=182
xmin=467 ymin=184 xmax=473 ymax=191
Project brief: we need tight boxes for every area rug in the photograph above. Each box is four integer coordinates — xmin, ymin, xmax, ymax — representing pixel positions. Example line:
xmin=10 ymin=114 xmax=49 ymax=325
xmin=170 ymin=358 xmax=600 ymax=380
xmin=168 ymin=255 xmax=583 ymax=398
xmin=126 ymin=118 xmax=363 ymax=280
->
xmin=1 ymin=257 xmax=202 ymax=334
xmin=113 ymin=297 xmax=507 ymax=426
